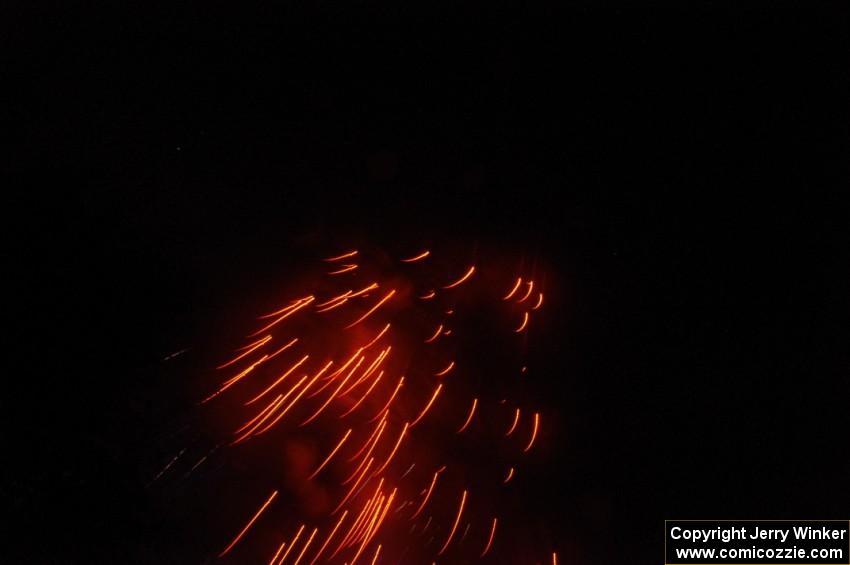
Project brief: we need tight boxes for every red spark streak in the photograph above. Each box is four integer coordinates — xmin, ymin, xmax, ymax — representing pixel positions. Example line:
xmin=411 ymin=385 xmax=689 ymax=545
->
xmin=245 ymin=355 xmax=310 ymax=405
xmin=291 ymin=527 xmax=319 ymax=565
xmin=437 ymin=489 xmax=467 ymax=555
xmin=324 ymin=250 xmax=358 ymax=262
xmin=410 ymin=470 xmax=440 ymax=519
xmin=218 ymin=490 xmax=278 ymax=557
xmin=400 ymin=250 xmax=430 ymax=262
xmin=480 ymin=517 xmax=498 ymax=557
xmin=308 ymin=429 xmax=352 ymax=479
xmin=517 ymin=280 xmax=535 ymax=303
xmin=515 ymin=311 xmax=530 ymax=333
xmin=251 ymin=297 xmax=315 ymax=336
xmin=456 ymin=398 xmax=478 ymax=433
xmin=532 ymin=292 xmax=544 ymax=310
xmin=506 ymin=408 xmax=521 ymax=436
xmin=275 ymin=524 xmax=305 ymax=564
xmin=217 ymin=335 xmax=271 ymax=369
xmin=524 ymin=412 xmax=540 ymax=452
xmin=503 ymin=277 xmax=522 ymax=300
xmin=328 ymin=264 xmax=358 ymax=275
xmin=345 ymin=290 xmax=396 ymax=329
xmin=308 ymin=510 xmax=348 ymax=565
xmin=442 ymin=265 xmax=476 ymax=289
xmin=409 ymin=384 xmax=442 ymax=427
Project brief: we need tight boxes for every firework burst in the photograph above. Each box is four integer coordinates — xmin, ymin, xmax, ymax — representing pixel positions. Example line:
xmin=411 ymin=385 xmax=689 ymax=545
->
xmin=185 ymin=245 xmax=556 ymax=564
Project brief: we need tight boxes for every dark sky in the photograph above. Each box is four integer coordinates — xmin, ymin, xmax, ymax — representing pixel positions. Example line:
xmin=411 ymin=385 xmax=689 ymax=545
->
xmin=5 ymin=3 xmax=850 ymax=564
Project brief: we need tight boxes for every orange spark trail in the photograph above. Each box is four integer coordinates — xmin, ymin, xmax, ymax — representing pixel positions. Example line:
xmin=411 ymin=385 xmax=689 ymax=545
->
xmin=276 ymin=524 xmax=305 ymax=564
xmin=308 ymin=510 xmax=348 ymax=565
xmin=315 ymin=290 xmax=353 ymax=309
xmin=260 ymin=296 xmax=313 ymax=319
xmin=291 ymin=527 xmax=319 ymax=565
xmin=517 ymin=280 xmax=535 ymax=303
xmin=266 ymin=338 xmax=299 ymax=361
xmin=233 ymin=377 xmax=308 ymax=443
xmin=246 ymin=354 xmax=311 ymax=405
xmin=347 ymin=415 xmax=387 ymax=462
xmin=345 ymin=290 xmax=396 ymax=329
xmin=360 ymin=489 xmax=396 ymax=551
xmin=337 ymin=490 xmax=381 ymax=553
xmin=223 ymin=355 xmax=268 ymax=386
xmin=374 ymin=422 xmax=408 ymax=474
xmin=341 ymin=423 xmax=385 ymax=485
xmin=301 ymin=357 xmax=363 ymax=424
xmin=409 ymin=384 xmax=442 ymax=427
xmin=411 ymin=471 xmax=440 ymax=519
xmin=348 ymin=500 xmax=380 ymax=547
xmin=515 ymin=311 xmax=530 ymax=333
xmin=532 ymin=292 xmax=544 ymax=310
xmin=524 ymin=412 xmax=540 ymax=452
xmin=328 ymin=264 xmax=358 ymax=275
xmin=339 ymin=369 xmax=386 ymax=418
xmin=367 ymin=489 xmax=396 ymax=544
xmin=456 ymin=398 xmax=478 ymax=433
xmin=481 ymin=517 xmax=498 ymax=557
xmin=251 ymin=297 xmax=315 ymax=336
xmin=503 ymin=467 xmax=515 ymax=483
xmin=419 ymin=290 xmax=436 ymax=299
xmin=235 ymin=394 xmax=284 ymax=434
xmin=218 ymin=490 xmax=278 ymax=557
xmin=217 ymin=335 xmax=271 ymax=369
xmin=315 ymin=283 xmax=379 ymax=312
xmin=254 ymin=369 xmax=326 ymax=434
xmin=322 ymin=349 xmax=364 ymax=382
xmin=370 ymin=544 xmax=382 ymax=565
xmin=437 ymin=489 xmax=468 ymax=555
xmin=268 ymin=541 xmax=287 ymax=565
xmin=401 ymin=250 xmax=430 ymax=262
xmin=235 ymin=334 xmax=273 ymax=352
xmin=424 ymin=324 xmax=443 ymax=343
xmin=401 ymin=463 xmax=416 ymax=479
xmin=233 ymin=395 xmax=288 ymax=444
xmin=308 ymin=429 xmax=352 ymax=480
xmin=348 ymin=497 xmax=385 ymax=565
xmin=315 ymin=298 xmax=349 ymax=313
xmin=369 ymin=377 xmax=404 ymax=422
xmin=340 ymin=348 xmax=390 ymax=396
xmin=332 ymin=458 xmax=374 ymax=514
xmin=324 ymin=250 xmax=358 ymax=262
xmin=363 ymin=323 xmax=391 ymax=349
xmin=350 ymin=282 xmax=380 ymax=297
xmin=442 ymin=265 xmax=476 ymax=289
xmin=434 ymin=361 xmax=454 ymax=376
xmin=503 ymin=277 xmax=522 ymax=300
xmin=203 ymin=355 xmax=269 ymax=403
xmin=506 ymin=408 xmax=521 ymax=436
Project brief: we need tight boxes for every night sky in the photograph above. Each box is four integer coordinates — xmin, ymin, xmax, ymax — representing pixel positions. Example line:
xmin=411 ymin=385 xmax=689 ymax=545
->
xmin=6 ymin=3 xmax=850 ymax=564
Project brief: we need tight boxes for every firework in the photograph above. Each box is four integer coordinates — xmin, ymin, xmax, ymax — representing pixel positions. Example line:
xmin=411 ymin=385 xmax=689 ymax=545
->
xmin=190 ymin=245 xmax=556 ymax=563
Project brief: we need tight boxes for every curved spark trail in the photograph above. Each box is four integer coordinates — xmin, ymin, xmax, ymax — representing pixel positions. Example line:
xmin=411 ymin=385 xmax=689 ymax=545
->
xmin=190 ymin=246 xmax=557 ymax=563
xmin=218 ymin=490 xmax=279 ymax=557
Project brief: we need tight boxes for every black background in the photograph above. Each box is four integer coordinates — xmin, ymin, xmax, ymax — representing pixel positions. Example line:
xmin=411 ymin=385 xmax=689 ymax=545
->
xmin=4 ymin=3 xmax=850 ymax=564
